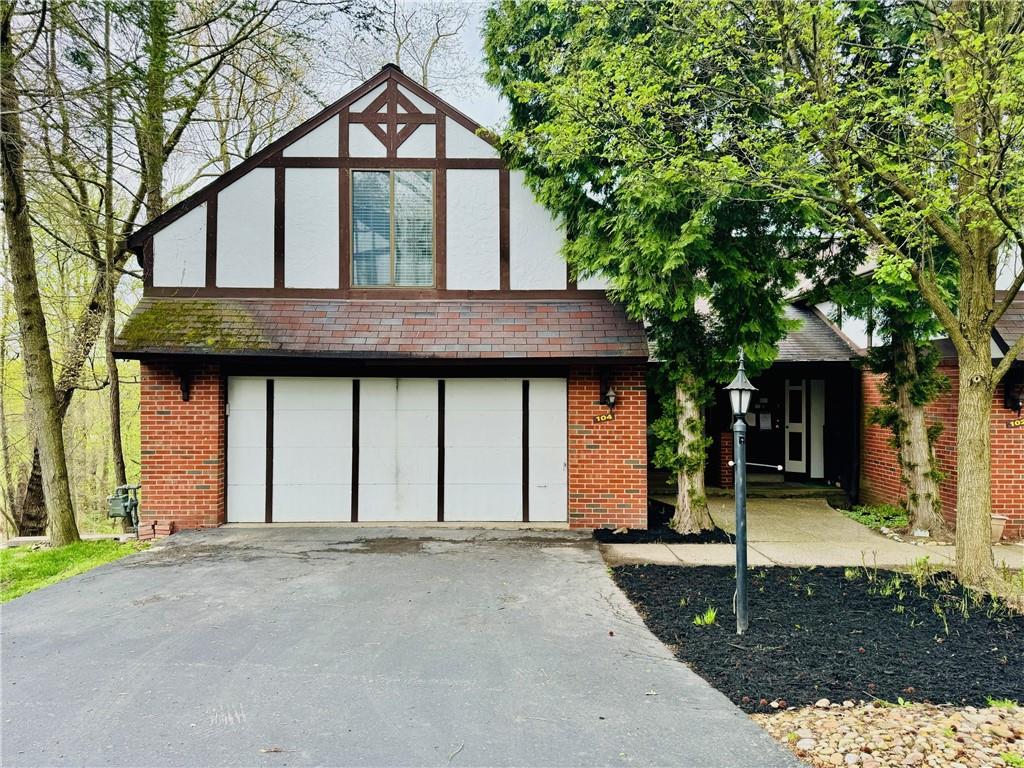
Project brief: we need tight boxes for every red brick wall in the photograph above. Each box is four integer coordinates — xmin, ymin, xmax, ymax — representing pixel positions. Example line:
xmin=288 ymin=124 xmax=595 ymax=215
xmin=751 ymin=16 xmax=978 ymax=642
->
xmin=140 ymin=362 xmax=226 ymax=530
xmin=718 ymin=431 xmax=734 ymax=488
xmin=991 ymin=378 xmax=1024 ymax=539
xmin=860 ymin=365 xmax=1022 ymax=539
xmin=568 ymin=364 xmax=647 ymax=529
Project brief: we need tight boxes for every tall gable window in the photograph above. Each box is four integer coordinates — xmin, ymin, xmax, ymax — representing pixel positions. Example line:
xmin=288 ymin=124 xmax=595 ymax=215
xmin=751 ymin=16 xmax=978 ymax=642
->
xmin=352 ymin=170 xmax=434 ymax=287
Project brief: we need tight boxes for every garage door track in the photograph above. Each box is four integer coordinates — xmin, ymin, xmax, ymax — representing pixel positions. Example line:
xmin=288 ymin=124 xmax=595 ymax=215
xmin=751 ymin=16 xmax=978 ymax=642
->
xmin=2 ymin=527 xmax=795 ymax=767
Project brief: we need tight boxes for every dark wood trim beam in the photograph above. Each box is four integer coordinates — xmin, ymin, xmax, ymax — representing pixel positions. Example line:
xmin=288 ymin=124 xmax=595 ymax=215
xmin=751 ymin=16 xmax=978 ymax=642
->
xmin=143 ymin=286 xmax=610 ymax=300
xmin=258 ymin=157 xmax=505 ymax=170
xmin=437 ymin=379 xmax=445 ymax=522
xmin=351 ymin=111 xmax=434 ymax=125
xmin=435 ymin=115 xmax=447 ymax=290
xmin=386 ymin=79 xmax=398 ymax=158
xmin=274 ymin=167 xmax=285 ymax=289
xmin=143 ymin=239 xmax=154 ymax=290
xmin=499 ymin=169 xmax=510 ymax=291
xmin=205 ymin=194 xmax=218 ymax=288
xmin=522 ymin=378 xmax=529 ymax=523
xmin=351 ymin=378 xmax=360 ymax=522
xmin=265 ymin=378 xmax=274 ymax=524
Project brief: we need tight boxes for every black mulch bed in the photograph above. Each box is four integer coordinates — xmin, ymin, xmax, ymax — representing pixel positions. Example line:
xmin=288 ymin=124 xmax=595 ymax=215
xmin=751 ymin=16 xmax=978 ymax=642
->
xmin=593 ymin=526 xmax=733 ymax=544
xmin=613 ymin=565 xmax=1024 ymax=713
xmin=593 ymin=501 xmax=734 ymax=544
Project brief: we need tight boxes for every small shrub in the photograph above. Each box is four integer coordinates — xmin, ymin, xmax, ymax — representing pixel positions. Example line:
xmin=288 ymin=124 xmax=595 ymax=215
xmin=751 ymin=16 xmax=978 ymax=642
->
xmin=987 ymin=697 xmax=1019 ymax=709
xmin=841 ymin=504 xmax=909 ymax=531
xmin=693 ymin=606 xmax=718 ymax=627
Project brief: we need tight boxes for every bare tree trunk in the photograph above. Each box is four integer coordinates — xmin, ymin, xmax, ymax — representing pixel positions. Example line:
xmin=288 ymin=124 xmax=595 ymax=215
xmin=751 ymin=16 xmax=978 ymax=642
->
xmin=670 ymin=378 xmax=714 ymax=534
xmin=0 ymin=282 xmax=16 ymax=535
xmin=1 ymin=2 xmax=80 ymax=546
xmin=954 ymin=351 xmax=996 ymax=585
xmin=103 ymin=2 xmax=127 ymax=496
xmin=893 ymin=337 xmax=946 ymax=536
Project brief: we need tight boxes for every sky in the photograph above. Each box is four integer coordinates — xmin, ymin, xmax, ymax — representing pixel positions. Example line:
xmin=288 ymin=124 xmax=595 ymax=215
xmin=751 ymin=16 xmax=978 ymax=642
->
xmin=441 ymin=3 xmax=508 ymax=128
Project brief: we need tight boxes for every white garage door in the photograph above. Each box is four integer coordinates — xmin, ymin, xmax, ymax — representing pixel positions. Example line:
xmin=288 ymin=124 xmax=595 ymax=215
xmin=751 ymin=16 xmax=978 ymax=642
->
xmin=225 ymin=376 xmax=567 ymax=523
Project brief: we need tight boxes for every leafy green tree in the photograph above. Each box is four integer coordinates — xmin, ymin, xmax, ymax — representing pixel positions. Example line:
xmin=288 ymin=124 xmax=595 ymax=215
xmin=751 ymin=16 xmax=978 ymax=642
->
xmin=819 ymin=245 xmax=954 ymax=536
xmin=498 ymin=0 xmax=1023 ymax=583
xmin=483 ymin=1 xmax=812 ymax=532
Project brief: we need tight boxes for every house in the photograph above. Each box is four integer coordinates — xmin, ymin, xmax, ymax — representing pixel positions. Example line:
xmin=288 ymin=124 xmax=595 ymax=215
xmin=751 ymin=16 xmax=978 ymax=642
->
xmin=115 ymin=65 xmax=649 ymax=531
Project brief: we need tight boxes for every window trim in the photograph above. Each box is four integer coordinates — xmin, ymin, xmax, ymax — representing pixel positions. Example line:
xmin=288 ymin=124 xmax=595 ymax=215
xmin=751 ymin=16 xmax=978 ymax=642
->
xmin=350 ymin=168 xmax=436 ymax=289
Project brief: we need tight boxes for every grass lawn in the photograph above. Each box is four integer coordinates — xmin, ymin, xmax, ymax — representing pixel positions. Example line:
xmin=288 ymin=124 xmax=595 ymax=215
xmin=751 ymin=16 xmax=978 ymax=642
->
xmin=0 ymin=540 xmax=147 ymax=602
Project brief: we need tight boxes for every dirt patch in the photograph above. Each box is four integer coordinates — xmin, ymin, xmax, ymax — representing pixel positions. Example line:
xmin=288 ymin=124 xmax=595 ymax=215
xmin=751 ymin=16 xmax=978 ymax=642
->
xmin=612 ymin=565 xmax=1024 ymax=712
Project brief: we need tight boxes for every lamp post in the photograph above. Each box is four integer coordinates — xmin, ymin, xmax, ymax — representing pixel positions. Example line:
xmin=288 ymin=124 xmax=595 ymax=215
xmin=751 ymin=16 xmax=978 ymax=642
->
xmin=725 ymin=348 xmax=756 ymax=635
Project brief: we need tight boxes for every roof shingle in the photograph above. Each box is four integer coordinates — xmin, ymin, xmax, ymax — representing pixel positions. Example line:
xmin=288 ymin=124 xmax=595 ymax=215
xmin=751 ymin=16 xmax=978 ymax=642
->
xmin=114 ymin=298 xmax=649 ymax=361
xmin=776 ymin=304 xmax=860 ymax=362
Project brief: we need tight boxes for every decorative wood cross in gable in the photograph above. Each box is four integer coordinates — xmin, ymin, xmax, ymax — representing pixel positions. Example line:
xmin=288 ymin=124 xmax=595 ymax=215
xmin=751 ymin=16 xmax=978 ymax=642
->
xmin=348 ymin=79 xmax=435 ymax=156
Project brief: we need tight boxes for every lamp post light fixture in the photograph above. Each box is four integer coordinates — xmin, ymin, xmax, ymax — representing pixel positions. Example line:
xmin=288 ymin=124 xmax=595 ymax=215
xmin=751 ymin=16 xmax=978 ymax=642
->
xmin=725 ymin=348 xmax=757 ymax=635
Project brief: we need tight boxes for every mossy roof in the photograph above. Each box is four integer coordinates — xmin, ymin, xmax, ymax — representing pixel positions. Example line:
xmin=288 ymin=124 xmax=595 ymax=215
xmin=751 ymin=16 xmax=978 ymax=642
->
xmin=114 ymin=297 xmax=650 ymax=360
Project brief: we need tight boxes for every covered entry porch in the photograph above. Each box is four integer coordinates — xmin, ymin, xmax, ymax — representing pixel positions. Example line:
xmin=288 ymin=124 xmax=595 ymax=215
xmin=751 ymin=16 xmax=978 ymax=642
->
xmin=706 ymin=361 xmax=862 ymax=494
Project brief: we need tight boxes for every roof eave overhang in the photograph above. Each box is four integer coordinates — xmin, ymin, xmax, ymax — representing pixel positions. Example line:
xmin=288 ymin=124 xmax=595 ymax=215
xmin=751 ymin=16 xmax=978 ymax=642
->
xmin=114 ymin=348 xmax=649 ymax=366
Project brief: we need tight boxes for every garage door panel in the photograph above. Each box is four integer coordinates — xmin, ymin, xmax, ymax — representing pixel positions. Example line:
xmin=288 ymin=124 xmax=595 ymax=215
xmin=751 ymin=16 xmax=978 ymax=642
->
xmin=445 ymin=483 xmax=520 ymax=521
xmin=357 ymin=378 xmax=437 ymax=522
xmin=445 ymin=411 xmax=520 ymax=446
xmin=228 ymin=376 xmax=267 ymax=411
xmin=528 ymin=378 xmax=567 ymax=522
xmin=444 ymin=378 xmax=522 ymax=522
xmin=275 ymin=378 xmax=352 ymax=410
xmin=529 ymin=445 xmax=567 ymax=486
xmin=226 ymin=484 xmax=265 ymax=523
xmin=529 ymin=484 xmax=568 ymax=522
xmin=445 ymin=446 xmax=522 ymax=486
xmin=445 ymin=378 xmax=519 ymax=409
xmin=272 ymin=378 xmax=352 ymax=522
xmin=227 ymin=378 xmax=266 ymax=523
xmin=360 ymin=483 xmax=437 ymax=521
xmin=272 ymin=484 xmax=350 ymax=522
xmin=228 ymin=446 xmax=266 ymax=486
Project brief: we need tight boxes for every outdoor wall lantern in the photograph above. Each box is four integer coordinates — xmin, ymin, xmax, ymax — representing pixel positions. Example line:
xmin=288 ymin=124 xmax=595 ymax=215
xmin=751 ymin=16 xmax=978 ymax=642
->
xmin=725 ymin=349 xmax=756 ymax=636
xmin=600 ymin=372 xmax=617 ymax=410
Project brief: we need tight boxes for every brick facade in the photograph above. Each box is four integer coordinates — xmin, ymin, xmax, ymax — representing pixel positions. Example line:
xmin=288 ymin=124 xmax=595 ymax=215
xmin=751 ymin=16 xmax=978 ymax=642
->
xmin=567 ymin=364 xmax=648 ymax=529
xmin=860 ymin=365 xmax=1023 ymax=539
xmin=140 ymin=362 xmax=226 ymax=530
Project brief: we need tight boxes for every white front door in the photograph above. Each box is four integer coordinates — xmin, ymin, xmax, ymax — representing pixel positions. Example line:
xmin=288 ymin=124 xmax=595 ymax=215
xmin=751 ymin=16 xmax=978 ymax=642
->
xmin=784 ymin=378 xmax=806 ymax=474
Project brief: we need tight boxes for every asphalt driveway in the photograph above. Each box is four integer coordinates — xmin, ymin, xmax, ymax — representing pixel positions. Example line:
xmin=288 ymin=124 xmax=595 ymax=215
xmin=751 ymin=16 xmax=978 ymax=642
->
xmin=2 ymin=527 xmax=796 ymax=767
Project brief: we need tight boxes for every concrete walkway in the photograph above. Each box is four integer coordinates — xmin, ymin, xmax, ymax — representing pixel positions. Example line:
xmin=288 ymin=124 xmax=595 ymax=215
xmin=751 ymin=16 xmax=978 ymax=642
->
xmin=603 ymin=498 xmax=1024 ymax=569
